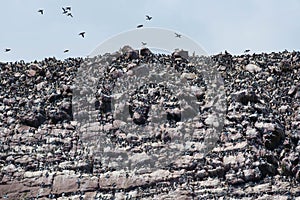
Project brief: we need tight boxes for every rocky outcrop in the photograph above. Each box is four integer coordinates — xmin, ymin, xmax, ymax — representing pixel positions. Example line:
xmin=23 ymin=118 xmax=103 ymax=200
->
xmin=0 ymin=50 xmax=300 ymax=199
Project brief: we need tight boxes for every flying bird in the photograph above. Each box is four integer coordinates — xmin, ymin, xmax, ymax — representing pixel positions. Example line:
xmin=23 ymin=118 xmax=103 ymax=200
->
xmin=244 ymin=49 xmax=250 ymax=53
xmin=4 ymin=48 xmax=11 ymax=52
xmin=175 ymin=33 xmax=182 ymax=38
xmin=146 ymin=15 xmax=152 ymax=20
xmin=141 ymin=42 xmax=147 ymax=46
xmin=67 ymin=13 xmax=73 ymax=17
xmin=38 ymin=9 xmax=44 ymax=15
xmin=79 ymin=32 xmax=85 ymax=38
xmin=64 ymin=49 xmax=69 ymax=53
xmin=137 ymin=24 xmax=143 ymax=28
xmin=62 ymin=7 xmax=68 ymax=14
xmin=66 ymin=7 xmax=71 ymax=11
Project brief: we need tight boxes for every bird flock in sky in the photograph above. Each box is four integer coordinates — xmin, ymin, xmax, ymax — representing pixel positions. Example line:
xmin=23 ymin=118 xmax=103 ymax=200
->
xmin=3 ymin=6 xmax=185 ymax=56
xmin=1 ymin=6 xmax=255 ymax=57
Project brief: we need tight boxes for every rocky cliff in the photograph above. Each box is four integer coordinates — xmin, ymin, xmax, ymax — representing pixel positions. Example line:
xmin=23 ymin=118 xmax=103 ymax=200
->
xmin=0 ymin=49 xmax=299 ymax=199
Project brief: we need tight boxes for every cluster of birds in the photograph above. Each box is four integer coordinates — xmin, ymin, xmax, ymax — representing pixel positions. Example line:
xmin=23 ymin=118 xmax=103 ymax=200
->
xmin=39 ymin=6 xmax=77 ymax=54
xmin=62 ymin=7 xmax=73 ymax=17
xmin=2 ymin=7 xmax=252 ymax=56
xmin=137 ymin=15 xmax=182 ymax=46
xmin=4 ymin=6 xmax=81 ymax=54
xmin=38 ymin=6 xmax=73 ymax=17
xmin=136 ymin=15 xmax=153 ymax=28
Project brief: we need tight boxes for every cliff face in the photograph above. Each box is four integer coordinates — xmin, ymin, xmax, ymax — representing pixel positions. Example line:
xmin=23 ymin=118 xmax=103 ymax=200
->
xmin=0 ymin=50 xmax=299 ymax=199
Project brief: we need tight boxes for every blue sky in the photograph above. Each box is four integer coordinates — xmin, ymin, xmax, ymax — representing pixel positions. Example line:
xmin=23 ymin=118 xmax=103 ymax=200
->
xmin=0 ymin=0 xmax=300 ymax=62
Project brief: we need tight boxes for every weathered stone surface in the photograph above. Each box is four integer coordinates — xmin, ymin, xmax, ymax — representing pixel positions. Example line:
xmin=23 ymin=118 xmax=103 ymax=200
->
xmin=79 ymin=176 xmax=99 ymax=191
xmin=243 ymin=168 xmax=261 ymax=182
xmin=52 ymin=174 xmax=78 ymax=194
xmin=245 ymin=63 xmax=262 ymax=73
xmin=1 ymin=50 xmax=300 ymax=199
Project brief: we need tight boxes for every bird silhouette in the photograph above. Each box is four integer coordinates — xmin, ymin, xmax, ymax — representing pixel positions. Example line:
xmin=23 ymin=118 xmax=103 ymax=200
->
xmin=62 ymin=7 xmax=68 ymax=14
xmin=38 ymin=9 xmax=44 ymax=15
xmin=141 ymin=42 xmax=147 ymax=46
xmin=175 ymin=33 xmax=182 ymax=38
xmin=146 ymin=15 xmax=152 ymax=20
xmin=66 ymin=7 xmax=71 ymax=11
xmin=64 ymin=49 xmax=69 ymax=53
xmin=67 ymin=13 xmax=73 ymax=17
xmin=79 ymin=32 xmax=85 ymax=38
xmin=137 ymin=24 xmax=143 ymax=28
xmin=4 ymin=48 xmax=11 ymax=52
xmin=244 ymin=49 xmax=250 ymax=53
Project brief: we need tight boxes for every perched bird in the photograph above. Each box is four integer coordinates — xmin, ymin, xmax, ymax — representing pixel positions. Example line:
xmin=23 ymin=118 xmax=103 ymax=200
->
xmin=67 ymin=13 xmax=73 ymax=18
xmin=244 ymin=49 xmax=250 ymax=53
xmin=137 ymin=24 xmax=143 ymax=28
xmin=146 ymin=15 xmax=152 ymax=20
xmin=66 ymin=6 xmax=71 ymax=11
xmin=141 ymin=42 xmax=147 ymax=46
xmin=175 ymin=33 xmax=182 ymax=38
xmin=62 ymin=7 xmax=68 ymax=14
xmin=38 ymin=9 xmax=44 ymax=15
xmin=76 ymin=178 xmax=80 ymax=188
xmin=64 ymin=49 xmax=69 ymax=53
xmin=79 ymin=32 xmax=85 ymax=38
xmin=4 ymin=48 xmax=11 ymax=52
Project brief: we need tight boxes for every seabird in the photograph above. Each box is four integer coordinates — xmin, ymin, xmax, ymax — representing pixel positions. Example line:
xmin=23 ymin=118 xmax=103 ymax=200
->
xmin=141 ymin=42 xmax=147 ymax=46
xmin=137 ymin=24 xmax=143 ymax=28
xmin=67 ymin=13 xmax=73 ymax=17
xmin=62 ymin=7 xmax=68 ymax=14
xmin=244 ymin=49 xmax=250 ymax=53
xmin=66 ymin=6 xmax=71 ymax=11
xmin=64 ymin=49 xmax=69 ymax=53
xmin=146 ymin=15 xmax=152 ymax=20
xmin=76 ymin=178 xmax=80 ymax=188
xmin=38 ymin=9 xmax=44 ymax=15
xmin=4 ymin=48 xmax=11 ymax=52
xmin=175 ymin=33 xmax=182 ymax=38
xmin=79 ymin=32 xmax=85 ymax=38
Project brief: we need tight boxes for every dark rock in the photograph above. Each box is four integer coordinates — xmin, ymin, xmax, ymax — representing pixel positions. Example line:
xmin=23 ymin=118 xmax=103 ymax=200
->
xmin=280 ymin=158 xmax=292 ymax=176
xmin=140 ymin=48 xmax=152 ymax=57
xmin=172 ymin=49 xmax=189 ymax=60
xmin=232 ymin=89 xmax=259 ymax=105
xmin=132 ymin=111 xmax=148 ymax=125
xmin=20 ymin=111 xmax=46 ymax=128
xmin=125 ymin=50 xmax=139 ymax=60
xmin=47 ymin=93 xmax=62 ymax=103
xmin=60 ymin=101 xmax=73 ymax=117
xmin=255 ymin=122 xmax=285 ymax=150
xmin=208 ymin=166 xmax=225 ymax=178
xmin=49 ymin=110 xmax=71 ymax=124
xmin=258 ymin=161 xmax=277 ymax=177
xmin=279 ymin=60 xmax=292 ymax=72
xmin=121 ymin=45 xmax=139 ymax=60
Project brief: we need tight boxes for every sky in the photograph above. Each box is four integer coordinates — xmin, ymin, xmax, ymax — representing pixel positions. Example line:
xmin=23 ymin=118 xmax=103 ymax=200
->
xmin=0 ymin=0 xmax=300 ymax=62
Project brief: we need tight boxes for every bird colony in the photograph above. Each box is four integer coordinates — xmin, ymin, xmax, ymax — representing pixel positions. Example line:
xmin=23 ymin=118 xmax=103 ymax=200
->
xmin=0 ymin=47 xmax=299 ymax=199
